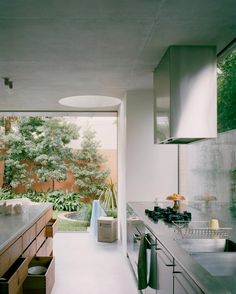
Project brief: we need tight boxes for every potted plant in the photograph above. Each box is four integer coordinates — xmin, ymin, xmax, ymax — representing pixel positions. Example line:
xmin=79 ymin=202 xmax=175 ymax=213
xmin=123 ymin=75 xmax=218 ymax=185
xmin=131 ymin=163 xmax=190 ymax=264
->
xmin=99 ymin=179 xmax=117 ymax=218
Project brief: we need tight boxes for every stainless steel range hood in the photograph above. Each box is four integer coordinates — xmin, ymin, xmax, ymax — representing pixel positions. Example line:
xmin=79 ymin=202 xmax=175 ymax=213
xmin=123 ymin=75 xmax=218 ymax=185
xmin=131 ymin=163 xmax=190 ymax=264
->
xmin=154 ymin=46 xmax=217 ymax=144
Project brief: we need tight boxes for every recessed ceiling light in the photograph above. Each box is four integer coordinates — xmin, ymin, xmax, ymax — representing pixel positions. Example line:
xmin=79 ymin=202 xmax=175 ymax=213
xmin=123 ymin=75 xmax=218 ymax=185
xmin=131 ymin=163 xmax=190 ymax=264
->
xmin=59 ymin=95 xmax=121 ymax=109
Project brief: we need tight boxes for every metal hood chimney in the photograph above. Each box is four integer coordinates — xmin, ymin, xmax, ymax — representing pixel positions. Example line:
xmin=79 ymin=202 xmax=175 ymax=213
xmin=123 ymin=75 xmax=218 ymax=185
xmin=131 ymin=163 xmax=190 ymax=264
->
xmin=154 ymin=46 xmax=217 ymax=144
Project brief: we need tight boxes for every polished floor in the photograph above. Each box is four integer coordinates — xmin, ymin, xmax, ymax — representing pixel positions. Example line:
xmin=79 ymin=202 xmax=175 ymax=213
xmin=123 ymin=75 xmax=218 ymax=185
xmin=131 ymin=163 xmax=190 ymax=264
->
xmin=51 ymin=232 xmax=139 ymax=294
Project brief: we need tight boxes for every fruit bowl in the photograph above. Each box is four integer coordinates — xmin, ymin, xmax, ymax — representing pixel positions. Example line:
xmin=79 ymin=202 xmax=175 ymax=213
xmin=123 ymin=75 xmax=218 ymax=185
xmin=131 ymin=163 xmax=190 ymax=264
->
xmin=166 ymin=193 xmax=186 ymax=210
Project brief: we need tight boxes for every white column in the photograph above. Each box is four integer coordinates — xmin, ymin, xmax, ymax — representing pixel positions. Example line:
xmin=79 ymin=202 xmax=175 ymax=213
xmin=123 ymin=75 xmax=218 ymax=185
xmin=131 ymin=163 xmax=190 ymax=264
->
xmin=126 ymin=90 xmax=178 ymax=202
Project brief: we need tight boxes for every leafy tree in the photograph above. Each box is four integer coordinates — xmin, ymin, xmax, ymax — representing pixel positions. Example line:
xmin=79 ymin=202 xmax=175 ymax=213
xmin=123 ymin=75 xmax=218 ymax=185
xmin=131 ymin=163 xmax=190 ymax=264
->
xmin=34 ymin=118 xmax=79 ymax=190
xmin=71 ymin=126 xmax=110 ymax=202
xmin=217 ymin=50 xmax=236 ymax=133
xmin=2 ymin=117 xmax=79 ymax=191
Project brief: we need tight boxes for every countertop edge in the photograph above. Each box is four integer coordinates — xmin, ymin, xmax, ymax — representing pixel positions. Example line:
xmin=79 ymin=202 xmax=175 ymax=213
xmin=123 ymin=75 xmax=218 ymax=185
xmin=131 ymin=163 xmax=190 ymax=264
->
xmin=128 ymin=201 xmax=231 ymax=294
xmin=0 ymin=202 xmax=53 ymax=255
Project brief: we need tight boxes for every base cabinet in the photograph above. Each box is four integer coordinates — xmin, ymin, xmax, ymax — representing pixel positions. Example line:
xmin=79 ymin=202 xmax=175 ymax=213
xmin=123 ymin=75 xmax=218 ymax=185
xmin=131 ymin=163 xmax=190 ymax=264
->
xmin=23 ymin=257 xmax=55 ymax=294
xmin=0 ymin=258 xmax=28 ymax=294
xmin=156 ymin=247 xmax=174 ymax=294
xmin=173 ymin=274 xmax=203 ymax=294
xmin=127 ymin=205 xmax=206 ymax=294
xmin=173 ymin=261 xmax=204 ymax=294
xmin=0 ymin=205 xmax=56 ymax=294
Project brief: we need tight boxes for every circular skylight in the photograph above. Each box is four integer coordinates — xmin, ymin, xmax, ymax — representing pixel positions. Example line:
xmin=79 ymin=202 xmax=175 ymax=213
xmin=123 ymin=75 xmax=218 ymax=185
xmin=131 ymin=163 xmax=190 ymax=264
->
xmin=59 ymin=95 xmax=121 ymax=109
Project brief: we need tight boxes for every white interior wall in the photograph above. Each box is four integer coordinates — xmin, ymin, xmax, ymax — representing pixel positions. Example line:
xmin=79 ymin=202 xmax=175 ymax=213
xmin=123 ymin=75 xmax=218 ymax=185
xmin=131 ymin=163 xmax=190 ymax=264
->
xmin=117 ymin=98 xmax=127 ymax=254
xmin=126 ymin=90 xmax=178 ymax=202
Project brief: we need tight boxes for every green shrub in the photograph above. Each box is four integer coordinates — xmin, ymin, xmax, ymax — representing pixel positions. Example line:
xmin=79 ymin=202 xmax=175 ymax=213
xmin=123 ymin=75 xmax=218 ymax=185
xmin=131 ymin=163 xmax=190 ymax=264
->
xmin=105 ymin=209 xmax=117 ymax=218
xmin=0 ymin=189 xmax=81 ymax=212
xmin=24 ymin=190 xmax=48 ymax=202
xmin=78 ymin=203 xmax=92 ymax=222
xmin=0 ymin=189 xmax=17 ymax=200
xmin=99 ymin=180 xmax=117 ymax=218
xmin=47 ymin=190 xmax=80 ymax=211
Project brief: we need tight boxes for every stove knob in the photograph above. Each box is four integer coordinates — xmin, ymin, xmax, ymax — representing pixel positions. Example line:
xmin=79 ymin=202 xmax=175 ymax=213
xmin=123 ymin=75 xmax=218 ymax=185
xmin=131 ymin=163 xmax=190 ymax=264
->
xmin=145 ymin=209 xmax=150 ymax=214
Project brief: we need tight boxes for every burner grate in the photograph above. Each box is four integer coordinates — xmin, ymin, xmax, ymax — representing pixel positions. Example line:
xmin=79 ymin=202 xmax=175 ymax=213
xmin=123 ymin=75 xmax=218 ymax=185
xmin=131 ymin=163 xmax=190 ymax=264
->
xmin=145 ymin=206 xmax=192 ymax=223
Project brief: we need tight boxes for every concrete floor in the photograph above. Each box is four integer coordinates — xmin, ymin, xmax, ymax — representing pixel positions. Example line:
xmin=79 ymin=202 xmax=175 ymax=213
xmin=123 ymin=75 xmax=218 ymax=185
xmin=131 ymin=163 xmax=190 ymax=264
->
xmin=51 ymin=232 xmax=139 ymax=294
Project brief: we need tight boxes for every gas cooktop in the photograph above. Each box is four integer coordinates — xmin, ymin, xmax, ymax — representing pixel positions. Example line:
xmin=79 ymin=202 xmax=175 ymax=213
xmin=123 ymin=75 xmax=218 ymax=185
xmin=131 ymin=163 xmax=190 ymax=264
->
xmin=145 ymin=206 xmax=192 ymax=223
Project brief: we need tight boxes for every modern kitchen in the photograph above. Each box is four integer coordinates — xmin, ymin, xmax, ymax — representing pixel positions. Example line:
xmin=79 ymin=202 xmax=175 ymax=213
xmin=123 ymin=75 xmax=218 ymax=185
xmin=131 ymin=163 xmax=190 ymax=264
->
xmin=0 ymin=1 xmax=236 ymax=294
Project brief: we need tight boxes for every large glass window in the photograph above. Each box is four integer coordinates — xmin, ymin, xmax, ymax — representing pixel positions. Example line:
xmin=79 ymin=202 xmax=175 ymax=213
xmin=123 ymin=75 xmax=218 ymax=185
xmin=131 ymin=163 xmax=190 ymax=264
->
xmin=217 ymin=40 xmax=236 ymax=133
xmin=0 ymin=112 xmax=118 ymax=232
xmin=178 ymin=40 xmax=236 ymax=209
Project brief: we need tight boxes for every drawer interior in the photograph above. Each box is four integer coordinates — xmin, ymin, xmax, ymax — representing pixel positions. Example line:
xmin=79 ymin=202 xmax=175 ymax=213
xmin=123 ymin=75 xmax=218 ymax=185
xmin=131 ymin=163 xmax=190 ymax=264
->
xmin=0 ymin=257 xmax=28 ymax=294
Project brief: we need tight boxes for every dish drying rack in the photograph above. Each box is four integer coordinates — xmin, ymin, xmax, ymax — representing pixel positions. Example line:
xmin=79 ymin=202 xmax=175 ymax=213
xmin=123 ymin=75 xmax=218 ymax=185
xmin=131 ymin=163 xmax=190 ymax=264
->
xmin=172 ymin=221 xmax=232 ymax=239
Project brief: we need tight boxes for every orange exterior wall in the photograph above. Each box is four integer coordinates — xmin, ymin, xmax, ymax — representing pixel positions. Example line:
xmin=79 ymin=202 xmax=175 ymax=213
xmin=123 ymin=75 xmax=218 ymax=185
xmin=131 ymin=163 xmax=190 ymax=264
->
xmin=0 ymin=149 xmax=117 ymax=192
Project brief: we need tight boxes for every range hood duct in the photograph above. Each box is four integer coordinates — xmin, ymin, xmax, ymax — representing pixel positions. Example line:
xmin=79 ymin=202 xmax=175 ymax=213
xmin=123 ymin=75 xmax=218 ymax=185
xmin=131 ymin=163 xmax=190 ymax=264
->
xmin=154 ymin=46 xmax=217 ymax=144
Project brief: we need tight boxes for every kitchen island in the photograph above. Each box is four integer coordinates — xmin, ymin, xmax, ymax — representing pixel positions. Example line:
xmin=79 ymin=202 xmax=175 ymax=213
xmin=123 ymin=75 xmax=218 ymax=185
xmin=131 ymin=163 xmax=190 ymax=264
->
xmin=0 ymin=201 xmax=53 ymax=255
xmin=127 ymin=202 xmax=236 ymax=294
xmin=0 ymin=200 xmax=56 ymax=293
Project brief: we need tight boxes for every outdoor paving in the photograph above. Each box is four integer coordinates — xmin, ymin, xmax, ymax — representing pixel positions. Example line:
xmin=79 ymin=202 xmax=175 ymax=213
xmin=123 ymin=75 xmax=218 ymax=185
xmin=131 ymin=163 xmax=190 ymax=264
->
xmin=51 ymin=232 xmax=139 ymax=294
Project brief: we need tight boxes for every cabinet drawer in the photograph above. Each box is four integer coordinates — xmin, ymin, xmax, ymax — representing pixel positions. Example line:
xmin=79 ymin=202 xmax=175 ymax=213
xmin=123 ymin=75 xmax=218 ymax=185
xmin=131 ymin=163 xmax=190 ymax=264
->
xmin=22 ymin=240 xmax=37 ymax=259
xmin=23 ymin=256 xmax=55 ymax=294
xmin=36 ymin=228 xmax=46 ymax=251
xmin=22 ymin=225 xmax=36 ymax=252
xmin=36 ymin=238 xmax=53 ymax=257
xmin=45 ymin=218 xmax=58 ymax=237
xmin=173 ymin=272 xmax=203 ymax=294
xmin=156 ymin=240 xmax=173 ymax=265
xmin=174 ymin=262 xmax=203 ymax=294
xmin=0 ymin=257 xmax=28 ymax=294
xmin=0 ymin=237 xmax=23 ymax=277
xmin=36 ymin=208 xmax=53 ymax=235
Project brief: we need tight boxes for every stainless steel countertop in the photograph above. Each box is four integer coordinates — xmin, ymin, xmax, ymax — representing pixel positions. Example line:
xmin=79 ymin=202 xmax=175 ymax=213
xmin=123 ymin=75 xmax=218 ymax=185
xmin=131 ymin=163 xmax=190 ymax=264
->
xmin=0 ymin=200 xmax=52 ymax=254
xmin=128 ymin=201 xmax=233 ymax=294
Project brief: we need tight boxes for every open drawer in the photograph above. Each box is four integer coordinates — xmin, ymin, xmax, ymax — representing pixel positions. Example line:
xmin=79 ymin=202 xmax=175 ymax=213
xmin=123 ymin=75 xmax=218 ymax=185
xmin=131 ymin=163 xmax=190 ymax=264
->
xmin=45 ymin=219 xmax=58 ymax=238
xmin=23 ymin=256 xmax=55 ymax=294
xmin=0 ymin=257 xmax=28 ymax=294
xmin=36 ymin=238 xmax=53 ymax=257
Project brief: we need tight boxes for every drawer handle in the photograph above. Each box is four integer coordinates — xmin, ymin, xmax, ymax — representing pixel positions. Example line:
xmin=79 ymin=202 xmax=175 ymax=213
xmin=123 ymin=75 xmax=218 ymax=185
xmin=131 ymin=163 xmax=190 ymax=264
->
xmin=156 ymin=248 xmax=174 ymax=266
xmin=133 ymin=233 xmax=141 ymax=241
xmin=133 ymin=233 xmax=157 ymax=247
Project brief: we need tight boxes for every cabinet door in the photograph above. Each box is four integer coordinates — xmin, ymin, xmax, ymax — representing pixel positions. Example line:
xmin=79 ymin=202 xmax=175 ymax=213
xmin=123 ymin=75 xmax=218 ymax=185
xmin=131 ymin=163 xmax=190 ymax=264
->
xmin=173 ymin=265 xmax=203 ymax=294
xmin=127 ymin=216 xmax=145 ymax=278
xmin=156 ymin=244 xmax=174 ymax=294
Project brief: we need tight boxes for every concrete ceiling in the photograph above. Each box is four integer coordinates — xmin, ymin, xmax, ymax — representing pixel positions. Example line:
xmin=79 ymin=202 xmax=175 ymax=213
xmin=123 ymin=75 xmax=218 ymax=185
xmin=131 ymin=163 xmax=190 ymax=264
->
xmin=0 ymin=0 xmax=235 ymax=111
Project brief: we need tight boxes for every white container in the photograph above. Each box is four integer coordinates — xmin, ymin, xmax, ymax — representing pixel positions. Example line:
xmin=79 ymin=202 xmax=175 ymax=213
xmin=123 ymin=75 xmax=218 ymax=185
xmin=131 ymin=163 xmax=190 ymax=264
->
xmin=209 ymin=219 xmax=219 ymax=230
xmin=97 ymin=217 xmax=117 ymax=243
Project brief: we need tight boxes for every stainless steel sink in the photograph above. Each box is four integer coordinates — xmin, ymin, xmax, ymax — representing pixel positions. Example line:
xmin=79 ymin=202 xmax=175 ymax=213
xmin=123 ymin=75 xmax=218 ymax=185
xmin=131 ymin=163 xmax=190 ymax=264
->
xmin=176 ymin=238 xmax=236 ymax=253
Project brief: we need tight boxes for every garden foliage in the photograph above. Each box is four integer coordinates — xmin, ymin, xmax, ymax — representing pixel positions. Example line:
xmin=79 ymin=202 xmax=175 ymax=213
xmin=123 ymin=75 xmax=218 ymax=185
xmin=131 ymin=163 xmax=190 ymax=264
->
xmin=217 ymin=50 xmax=236 ymax=133
xmin=71 ymin=127 xmax=110 ymax=202
xmin=0 ymin=117 xmax=112 ymax=211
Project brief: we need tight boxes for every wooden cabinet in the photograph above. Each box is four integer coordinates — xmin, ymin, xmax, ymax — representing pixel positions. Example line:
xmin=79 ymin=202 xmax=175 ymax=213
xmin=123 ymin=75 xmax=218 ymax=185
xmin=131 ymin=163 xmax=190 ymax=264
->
xmin=36 ymin=238 xmax=53 ymax=257
xmin=0 ymin=205 xmax=56 ymax=293
xmin=0 ymin=258 xmax=28 ymax=294
xmin=36 ymin=228 xmax=47 ymax=251
xmin=22 ymin=240 xmax=37 ymax=259
xmin=0 ymin=237 xmax=23 ymax=277
xmin=45 ymin=219 xmax=58 ymax=238
xmin=22 ymin=225 xmax=36 ymax=252
xmin=36 ymin=209 xmax=53 ymax=235
xmin=23 ymin=257 xmax=55 ymax=294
